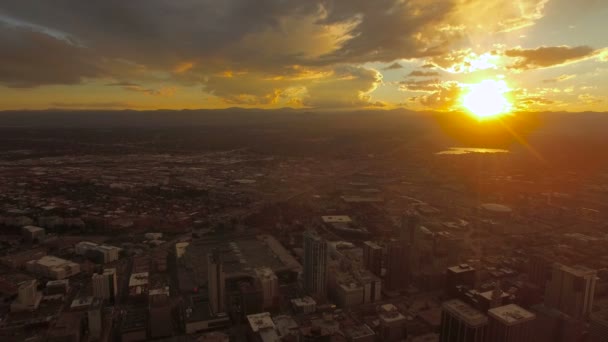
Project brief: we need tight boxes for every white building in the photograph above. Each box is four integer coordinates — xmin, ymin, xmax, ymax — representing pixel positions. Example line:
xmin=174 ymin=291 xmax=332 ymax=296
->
xmin=176 ymin=242 xmax=190 ymax=259
xmin=208 ymin=250 xmax=225 ymax=314
xmin=11 ymin=279 xmax=43 ymax=312
xmin=255 ymin=267 xmax=278 ymax=309
xmin=26 ymin=256 xmax=80 ymax=280
xmin=545 ymin=264 xmax=597 ymax=319
xmin=303 ymin=231 xmax=327 ymax=297
xmin=128 ymin=272 xmax=149 ymax=297
xmin=291 ymin=297 xmax=316 ymax=314
xmin=75 ymin=241 xmax=120 ymax=263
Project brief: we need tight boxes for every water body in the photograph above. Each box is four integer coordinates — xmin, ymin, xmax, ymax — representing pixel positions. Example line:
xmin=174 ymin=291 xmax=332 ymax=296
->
xmin=436 ymin=147 xmax=509 ymax=155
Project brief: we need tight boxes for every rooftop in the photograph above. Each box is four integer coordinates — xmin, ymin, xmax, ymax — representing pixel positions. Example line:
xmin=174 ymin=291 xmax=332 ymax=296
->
xmin=363 ymin=241 xmax=382 ymax=249
xmin=103 ymin=268 xmax=116 ymax=275
xmin=448 ymin=264 xmax=475 ymax=274
xmin=247 ymin=312 xmax=275 ymax=332
xmin=46 ymin=279 xmax=69 ymax=286
xmin=488 ymin=304 xmax=535 ymax=325
xmin=33 ymin=255 xmax=77 ymax=268
xmin=379 ymin=304 xmax=407 ymax=323
xmin=70 ymin=296 xmax=94 ymax=309
xmin=292 ymin=296 xmax=316 ymax=306
xmin=322 ymin=215 xmax=352 ymax=223
xmin=480 ymin=203 xmax=512 ymax=213
xmin=129 ymin=272 xmax=149 ymax=287
xmin=23 ymin=225 xmax=44 ymax=233
xmin=344 ymin=324 xmax=375 ymax=339
xmin=479 ymin=290 xmax=510 ymax=302
xmin=442 ymin=299 xmax=488 ymax=328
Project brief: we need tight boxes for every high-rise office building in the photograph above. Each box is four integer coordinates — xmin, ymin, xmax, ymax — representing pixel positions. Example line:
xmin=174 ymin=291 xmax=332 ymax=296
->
xmin=149 ymin=287 xmax=173 ymax=338
xmin=589 ymin=311 xmax=608 ymax=342
xmin=439 ymin=299 xmax=488 ymax=342
xmin=254 ymin=267 xmax=278 ymax=309
xmin=92 ymin=268 xmax=117 ymax=301
xmin=385 ymin=241 xmax=408 ymax=291
xmin=362 ymin=241 xmax=382 ymax=277
xmin=379 ymin=304 xmax=407 ymax=342
xmin=10 ymin=279 xmax=43 ymax=312
xmin=445 ymin=264 xmax=476 ymax=298
xmin=88 ymin=298 xmax=103 ymax=340
xmin=526 ymin=253 xmax=551 ymax=289
xmin=530 ymin=304 xmax=585 ymax=342
xmin=544 ymin=264 xmax=597 ymax=319
xmin=487 ymin=304 xmax=536 ymax=342
xmin=401 ymin=211 xmax=419 ymax=243
xmin=303 ymin=230 xmax=327 ymax=297
xmin=208 ymin=249 xmax=225 ymax=314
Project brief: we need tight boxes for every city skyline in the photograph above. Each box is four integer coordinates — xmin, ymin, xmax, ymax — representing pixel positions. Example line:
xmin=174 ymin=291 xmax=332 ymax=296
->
xmin=0 ymin=0 xmax=607 ymax=112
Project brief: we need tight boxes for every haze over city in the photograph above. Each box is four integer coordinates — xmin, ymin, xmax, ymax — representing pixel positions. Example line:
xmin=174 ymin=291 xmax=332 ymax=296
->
xmin=1 ymin=1 xmax=608 ymax=342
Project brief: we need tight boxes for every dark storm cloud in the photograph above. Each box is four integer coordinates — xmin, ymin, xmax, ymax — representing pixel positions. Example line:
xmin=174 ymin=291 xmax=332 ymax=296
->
xmin=317 ymin=0 xmax=457 ymax=64
xmin=0 ymin=0 xmax=557 ymax=107
xmin=0 ymin=1 xmax=318 ymax=67
xmin=505 ymin=45 xmax=598 ymax=70
xmin=0 ymin=25 xmax=104 ymax=87
xmin=0 ymin=1 xmax=458 ymax=71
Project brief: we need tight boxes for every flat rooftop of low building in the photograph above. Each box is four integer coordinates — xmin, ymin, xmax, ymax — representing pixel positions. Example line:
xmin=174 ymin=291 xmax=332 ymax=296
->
xmin=442 ymin=299 xmax=488 ymax=328
xmin=379 ymin=304 xmax=406 ymax=323
xmin=247 ymin=312 xmax=275 ymax=332
xmin=448 ymin=264 xmax=475 ymax=274
xmin=292 ymin=297 xmax=316 ymax=306
xmin=33 ymin=255 xmax=76 ymax=268
xmin=70 ymin=296 xmax=94 ymax=309
xmin=322 ymin=215 xmax=352 ymax=223
xmin=363 ymin=241 xmax=382 ymax=249
xmin=46 ymin=279 xmax=69 ymax=287
xmin=488 ymin=304 xmax=535 ymax=325
xmin=479 ymin=290 xmax=510 ymax=302
xmin=23 ymin=226 xmax=45 ymax=233
xmin=344 ymin=324 xmax=375 ymax=339
xmin=129 ymin=272 xmax=149 ymax=287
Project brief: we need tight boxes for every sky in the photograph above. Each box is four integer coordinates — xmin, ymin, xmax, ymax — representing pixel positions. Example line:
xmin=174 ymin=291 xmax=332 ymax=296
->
xmin=0 ymin=0 xmax=607 ymax=112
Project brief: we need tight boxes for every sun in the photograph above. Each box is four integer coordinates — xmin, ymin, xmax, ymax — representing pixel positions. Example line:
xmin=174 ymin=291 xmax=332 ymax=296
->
xmin=461 ymin=79 xmax=512 ymax=120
